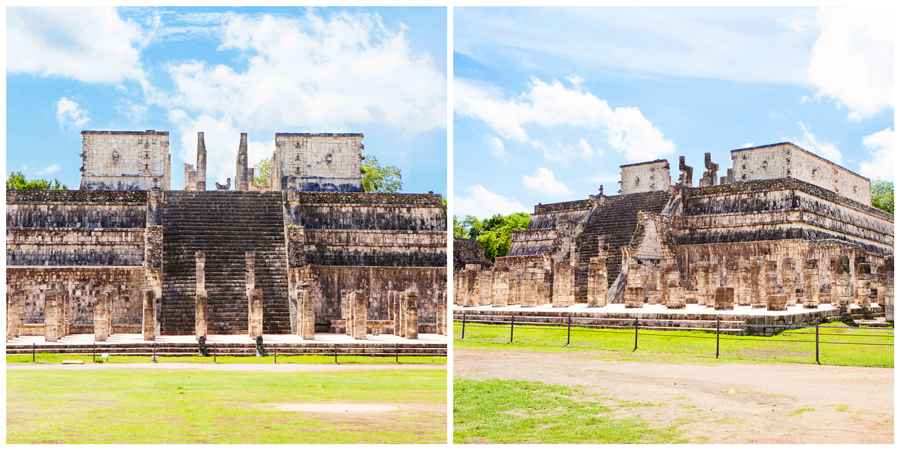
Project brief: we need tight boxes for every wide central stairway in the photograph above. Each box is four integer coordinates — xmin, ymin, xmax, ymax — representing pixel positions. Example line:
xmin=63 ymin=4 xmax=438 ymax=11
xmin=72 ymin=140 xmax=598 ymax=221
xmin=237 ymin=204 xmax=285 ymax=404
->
xmin=160 ymin=191 xmax=291 ymax=335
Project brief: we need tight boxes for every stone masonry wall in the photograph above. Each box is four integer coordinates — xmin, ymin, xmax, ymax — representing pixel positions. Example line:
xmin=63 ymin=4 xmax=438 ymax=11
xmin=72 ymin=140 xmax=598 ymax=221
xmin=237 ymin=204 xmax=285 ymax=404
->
xmin=80 ymin=131 xmax=171 ymax=190
xmin=619 ymin=160 xmax=671 ymax=195
xmin=275 ymin=133 xmax=364 ymax=192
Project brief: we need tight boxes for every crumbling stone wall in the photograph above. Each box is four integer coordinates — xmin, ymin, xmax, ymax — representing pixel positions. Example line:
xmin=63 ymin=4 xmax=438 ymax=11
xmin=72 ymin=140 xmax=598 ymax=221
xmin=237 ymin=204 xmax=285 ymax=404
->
xmin=80 ymin=130 xmax=171 ymax=191
xmin=274 ymin=133 xmax=365 ymax=192
xmin=453 ymin=238 xmax=493 ymax=272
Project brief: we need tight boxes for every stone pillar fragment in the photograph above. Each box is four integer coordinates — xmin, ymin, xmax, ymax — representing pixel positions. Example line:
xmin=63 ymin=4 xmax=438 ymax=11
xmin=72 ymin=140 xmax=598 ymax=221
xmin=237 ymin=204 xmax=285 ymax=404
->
xmin=668 ymin=286 xmax=686 ymax=309
xmin=664 ymin=264 xmax=685 ymax=309
xmin=855 ymin=263 xmax=874 ymax=307
xmin=802 ymin=259 xmax=819 ymax=309
xmin=351 ymin=290 xmax=367 ymax=340
xmin=737 ymin=259 xmax=751 ymax=306
xmin=184 ymin=164 xmax=197 ymax=191
xmin=767 ymin=294 xmax=787 ymax=311
xmin=142 ymin=289 xmax=156 ymax=341
xmin=44 ymin=291 xmax=62 ymax=343
xmin=587 ymin=257 xmax=608 ymax=308
xmin=390 ymin=291 xmax=401 ymax=336
xmin=248 ymin=289 xmax=263 ymax=338
xmin=479 ymin=270 xmax=493 ymax=306
xmin=782 ymin=258 xmax=797 ymax=307
xmin=694 ymin=262 xmax=708 ymax=306
xmin=436 ymin=291 xmax=446 ymax=335
xmin=236 ymin=132 xmax=249 ymax=191
xmin=7 ymin=291 xmax=23 ymax=340
xmin=625 ymin=262 xmax=644 ymax=308
xmin=707 ymin=263 xmax=720 ymax=305
xmin=246 ymin=251 xmax=256 ymax=295
xmin=492 ymin=266 xmax=510 ymax=307
xmin=405 ymin=291 xmax=419 ymax=340
xmin=298 ymin=289 xmax=315 ymax=340
xmin=714 ymin=287 xmax=734 ymax=310
xmin=508 ymin=267 xmax=522 ymax=306
xmin=453 ymin=272 xmax=463 ymax=306
xmin=464 ymin=266 xmax=480 ymax=307
xmin=93 ymin=293 xmax=110 ymax=341
xmin=196 ymin=132 xmax=207 ymax=190
xmin=552 ymin=262 xmax=575 ymax=307
xmin=522 ymin=266 xmax=539 ymax=308
xmin=765 ymin=260 xmax=778 ymax=298
xmin=195 ymin=289 xmax=208 ymax=339
xmin=884 ymin=256 xmax=894 ymax=322
xmin=831 ymin=255 xmax=852 ymax=307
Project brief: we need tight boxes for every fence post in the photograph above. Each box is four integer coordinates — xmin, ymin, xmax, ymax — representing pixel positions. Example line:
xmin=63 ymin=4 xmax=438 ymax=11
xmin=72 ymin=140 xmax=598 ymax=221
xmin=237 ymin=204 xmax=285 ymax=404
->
xmin=274 ymin=344 xmax=277 ymax=364
xmin=510 ymin=315 xmax=515 ymax=343
xmin=93 ymin=343 xmax=96 ymax=363
xmin=566 ymin=315 xmax=571 ymax=346
xmin=213 ymin=344 xmax=217 ymax=364
xmin=334 ymin=343 xmax=338 ymax=364
xmin=461 ymin=313 xmax=466 ymax=339
xmin=32 ymin=342 xmax=35 ymax=362
xmin=716 ymin=317 xmax=720 ymax=359
xmin=395 ymin=343 xmax=399 ymax=364
xmin=633 ymin=317 xmax=639 ymax=351
xmin=815 ymin=324 xmax=820 ymax=365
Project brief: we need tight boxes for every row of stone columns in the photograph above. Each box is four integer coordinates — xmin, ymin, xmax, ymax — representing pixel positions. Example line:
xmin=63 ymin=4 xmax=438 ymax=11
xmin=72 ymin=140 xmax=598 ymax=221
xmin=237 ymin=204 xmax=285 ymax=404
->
xmin=457 ymin=259 xmax=564 ymax=308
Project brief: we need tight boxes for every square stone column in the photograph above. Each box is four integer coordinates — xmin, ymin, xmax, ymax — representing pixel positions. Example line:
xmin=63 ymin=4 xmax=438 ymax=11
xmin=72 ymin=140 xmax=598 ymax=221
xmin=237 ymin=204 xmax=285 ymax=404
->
xmin=521 ymin=267 xmax=538 ymax=308
xmin=298 ymin=289 xmax=315 ymax=340
xmin=195 ymin=289 xmax=208 ymax=339
xmin=767 ymin=294 xmax=787 ymax=311
xmin=714 ymin=287 xmax=734 ymax=310
xmin=508 ymin=268 xmax=522 ymax=306
xmin=668 ymin=286 xmax=686 ymax=309
xmin=44 ymin=291 xmax=62 ymax=343
xmin=765 ymin=260 xmax=778 ymax=299
xmin=855 ymin=263 xmax=874 ymax=307
xmin=390 ymin=291 xmax=401 ymax=336
xmin=665 ymin=264 xmax=685 ymax=309
xmin=750 ymin=257 xmax=764 ymax=308
xmin=248 ymin=289 xmax=263 ymax=339
xmin=693 ymin=262 xmax=707 ymax=306
xmin=340 ymin=289 xmax=352 ymax=335
xmin=831 ymin=255 xmax=852 ymax=307
xmin=724 ymin=259 xmax=738 ymax=299
xmin=782 ymin=258 xmax=797 ymax=307
xmin=93 ymin=293 xmax=110 ymax=342
xmin=436 ymin=291 xmax=446 ymax=336
xmin=246 ymin=251 xmax=256 ymax=295
xmin=707 ymin=263 xmax=721 ymax=306
xmin=802 ymin=260 xmax=819 ymax=309
xmin=552 ymin=262 xmax=575 ymax=307
xmin=464 ymin=266 xmax=480 ymax=307
xmin=405 ymin=291 xmax=419 ymax=340
xmin=351 ymin=290 xmax=367 ymax=340
xmin=492 ymin=266 xmax=510 ymax=308
xmin=142 ymin=288 xmax=156 ymax=341
xmin=737 ymin=259 xmax=752 ymax=306
xmin=479 ymin=270 xmax=494 ymax=307
xmin=587 ymin=257 xmax=608 ymax=308
xmin=885 ymin=256 xmax=894 ymax=322
xmin=625 ymin=262 xmax=644 ymax=308
xmin=7 ymin=291 xmax=23 ymax=340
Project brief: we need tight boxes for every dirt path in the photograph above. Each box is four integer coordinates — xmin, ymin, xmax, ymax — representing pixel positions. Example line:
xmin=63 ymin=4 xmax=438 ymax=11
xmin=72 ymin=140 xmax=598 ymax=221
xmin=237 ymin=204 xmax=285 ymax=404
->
xmin=455 ymin=348 xmax=893 ymax=444
xmin=7 ymin=362 xmax=445 ymax=372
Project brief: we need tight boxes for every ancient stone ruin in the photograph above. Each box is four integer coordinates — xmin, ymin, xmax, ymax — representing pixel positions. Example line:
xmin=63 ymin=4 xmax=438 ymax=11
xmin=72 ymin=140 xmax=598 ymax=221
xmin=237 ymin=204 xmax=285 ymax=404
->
xmin=7 ymin=131 xmax=447 ymax=342
xmin=454 ymin=142 xmax=893 ymax=319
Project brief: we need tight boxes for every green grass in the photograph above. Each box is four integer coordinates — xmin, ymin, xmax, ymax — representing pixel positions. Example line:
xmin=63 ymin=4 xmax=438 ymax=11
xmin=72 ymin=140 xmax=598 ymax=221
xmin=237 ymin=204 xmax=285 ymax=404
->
xmin=8 ymin=367 xmax=447 ymax=444
xmin=7 ymin=353 xmax=446 ymax=365
xmin=454 ymin=321 xmax=893 ymax=367
xmin=453 ymin=378 xmax=686 ymax=444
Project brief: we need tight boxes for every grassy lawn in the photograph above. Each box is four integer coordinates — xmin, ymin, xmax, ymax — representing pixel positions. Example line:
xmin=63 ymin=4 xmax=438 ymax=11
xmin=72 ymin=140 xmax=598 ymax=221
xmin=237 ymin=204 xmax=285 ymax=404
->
xmin=454 ymin=321 xmax=893 ymax=368
xmin=453 ymin=378 xmax=686 ymax=444
xmin=7 ymin=353 xmax=446 ymax=365
xmin=7 ymin=367 xmax=447 ymax=444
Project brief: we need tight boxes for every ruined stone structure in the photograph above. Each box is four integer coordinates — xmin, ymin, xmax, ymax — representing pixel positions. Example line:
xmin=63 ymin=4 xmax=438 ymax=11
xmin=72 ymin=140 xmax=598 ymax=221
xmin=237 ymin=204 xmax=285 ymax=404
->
xmin=454 ymin=142 xmax=893 ymax=321
xmin=7 ymin=131 xmax=447 ymax=342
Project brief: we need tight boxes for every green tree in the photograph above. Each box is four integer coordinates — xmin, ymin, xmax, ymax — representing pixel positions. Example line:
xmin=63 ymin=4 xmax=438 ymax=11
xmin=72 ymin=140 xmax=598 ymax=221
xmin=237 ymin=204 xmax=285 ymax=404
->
xmin=361 ymin=156 xmax=402 ymax=193
xmin=453 ymin=215 xmax=468 ymax=238
xmin=6 ymin=172 xmax=68 ymax=190
xmin=253 ymin=158 xmax=271 ymax=186
xmin=461 ymin=215 xmax=485 ymax=240
xmin=871 ymin=179 xmax=894 ymax=214
xmin=476 ymin=212 xmax=530 ymax=261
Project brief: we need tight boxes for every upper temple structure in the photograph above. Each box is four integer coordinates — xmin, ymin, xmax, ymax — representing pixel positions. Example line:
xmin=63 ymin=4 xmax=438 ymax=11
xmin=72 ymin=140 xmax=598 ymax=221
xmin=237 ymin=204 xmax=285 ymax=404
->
xmin=454 ymin=142 xmax=893 ymax=322
xmin=7 ymin=131 xmax=447 ymax=342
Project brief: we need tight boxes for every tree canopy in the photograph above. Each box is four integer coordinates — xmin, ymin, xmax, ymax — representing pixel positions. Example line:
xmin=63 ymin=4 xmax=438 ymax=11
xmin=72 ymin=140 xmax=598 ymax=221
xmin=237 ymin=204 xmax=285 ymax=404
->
xmin=6 ymin=172 xmax=68 ymax=190
xmin=454 ymin=212 xmax=530 ymax=261
xmin=361 ymin=156 xmax=402 ymax=193
xmin=871 ymin=179 xmax=893 ymax=214
xmin=253 ymin=158 xmax=271 ymax=186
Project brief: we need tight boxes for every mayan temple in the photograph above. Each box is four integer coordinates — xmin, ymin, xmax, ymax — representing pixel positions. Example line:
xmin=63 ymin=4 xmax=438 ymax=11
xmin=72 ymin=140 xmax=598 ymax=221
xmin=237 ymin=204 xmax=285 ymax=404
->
xmin=454 ymin=142 xmax=893 ymax=328
xmin=7 ymin=130 xmax=447 ymax=342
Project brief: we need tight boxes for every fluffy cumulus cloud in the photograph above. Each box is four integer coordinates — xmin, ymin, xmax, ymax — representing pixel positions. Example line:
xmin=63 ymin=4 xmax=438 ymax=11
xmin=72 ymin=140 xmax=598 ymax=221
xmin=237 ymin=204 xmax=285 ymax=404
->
xmin=55 ymin=97 xmax=91 ymax=132
xmin=455 ymin=76 xmax=675 ymax=163
xmin=157 ymin=11 xmax=446 ymax=146
xmin=522 ymin=167 xmax=571 ymax=196
xmin=796 ymin=122 xmax=842 ymax=164
xmin=807 ymin=7 xmax=893 ymax=121
xmin=857 ymin=127 xmax=894 ymax=182
xmin=455 ymin=185 xmax=526 ymax=220
xmin=37 ymin=164 xmax=60 ymax=175
xmin=483 ymin=135 xmax=508 ymax=160
xmin=7 ymin=7 xmax=147 ymax=83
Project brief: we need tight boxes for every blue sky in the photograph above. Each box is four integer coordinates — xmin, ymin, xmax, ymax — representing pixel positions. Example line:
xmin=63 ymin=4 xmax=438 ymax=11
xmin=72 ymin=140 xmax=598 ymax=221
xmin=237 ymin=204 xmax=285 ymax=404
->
xmin=453 ymin=7 xmax=894 ymax=219
xmin=6 ymin=6 xmax=447 ymax=195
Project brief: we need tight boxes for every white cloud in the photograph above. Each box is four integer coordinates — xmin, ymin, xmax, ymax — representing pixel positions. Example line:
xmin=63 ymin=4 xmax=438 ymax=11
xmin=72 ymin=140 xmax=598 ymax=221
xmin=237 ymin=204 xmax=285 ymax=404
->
xmin=807 ymin=7 xmax=893 ymax=121
xmin=455 ymin=185 xmax=527 ymax=220
xmin=743 ymin=142 xmax=755 ymax=148
xmin=37 ymin=164 xmax=60 ymax=175
xmin=115 ymin=99 xmax=149 ymax=123
xmin=155 ymin=11 xmax=446 ymax=139
xmin=522 ymin=167 xmax=572 ymax=197
xmin=576 ymin=138 xmax=595 ymax=158
xmin=55 ymin=97 xmax=91 ymax=132
xmin=796 ymin=122 xmax=842 ymax=164
xmin=7 ymin=7 xmax=147 ymax=83
xmin=857 ymin=127 xmax=894 ymax=182
xmin=455 ymin=76 xmax=675 ymax=163
xmin=483 ymin=135 xmax=508 ymax=160
xmin=587 ymin=171 xmax=621 ymax=184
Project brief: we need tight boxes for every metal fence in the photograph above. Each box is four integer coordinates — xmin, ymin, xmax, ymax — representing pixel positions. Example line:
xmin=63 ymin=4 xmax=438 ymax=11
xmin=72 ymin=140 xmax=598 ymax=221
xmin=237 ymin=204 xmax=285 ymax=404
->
xmin=454 ymin=312 xmax=893 ymax=365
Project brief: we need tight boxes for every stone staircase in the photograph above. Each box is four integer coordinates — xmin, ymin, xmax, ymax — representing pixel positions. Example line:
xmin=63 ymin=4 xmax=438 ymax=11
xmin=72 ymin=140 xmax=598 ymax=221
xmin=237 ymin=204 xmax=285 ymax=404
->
xmin=160 ymin=191 xmax=290 ymax=335
xmin=574 ymin=191 xmax=672 ymax=302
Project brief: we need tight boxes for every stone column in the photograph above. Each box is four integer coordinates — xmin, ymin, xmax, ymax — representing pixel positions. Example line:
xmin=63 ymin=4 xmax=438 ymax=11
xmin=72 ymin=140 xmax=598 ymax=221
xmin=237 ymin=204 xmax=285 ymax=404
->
xmin=142 ymin=289 xmax=156 ymax=341
xmin=479 ymin=270 xmax=493 ymax=306
xmin=236 ymin=132 xmax=249 ymax=191
xmin=724 ymin=259 xmax=738 ymax=299
xmin=352 ymin=290 xmax=367 ymax=340
xmin=7 ymin=291 xmax=22 ymax=340
xmin=390 ymin=291 xmax=401 ymax=336
xmin=714 ymin=287 xmax=734 ymax=310
xmin=248 ymin=289 xmax=263 ymax=338
xmin=855 ymin=263 xmax=874 ymax=307
xmin=453 ymin=271 xmax=463 ymax=306
xmin=831 ymin=255 xmax=852 ymax=308
xmin=196 ymin=132 xmax=207 ymax=190
xmin=535 ymin=266 xmax=551 ymax=306
xmin=184 ymin=164 xmax=197 ymax=191
xmin=765 ymin=260 xmax=778 ymax=299
xmin=93 ymin=293 xmax=110 ymax=341
xmin=521 ymin=266 xmax=538 ymax=308
xmin=802 ymin=259 xmax=819 ymax=309
xmin=492 ymin=266 xmax=510 ymax=308
xmin=464 ymin=266 xmax=480 ymax=307
xmin=706 ymin=262 xmax=720 ymax=306
xmin=767 ymin=294 xmax=787 ymax=311
xmin=884 ymin=256 xmax=894 ymax=322
xmin=436 ymin=291 xmax=446 ymax=336
xmin=508 ymin=267 xmax=522 ymax=306
xmin=666 ymin=264 xmax=685 ymax=309
xmin=875 ymin=264 xmax=886 ymax=306
xmin=782 ymin=258 xmax=797 ymax=307
xmin=405 ymin=291 xmax=419 ymax=340
xmin=246 ymin=251 xmax=256 ymax=296
xmin=587 ymin=257 xmax=608 ymax=308
xmin=750 ymin=257 xmax=765 ymax=308
xmin=736 ymin=259 xmax=751 ymax=306
xmin=298 ymin=289 xmax=315 ymax=340
xmin=625 ymin=262 xmax=644 ymax=308
xmin=552 ymin=262 xmax=575 ymax=307
xmin=196 ymin=289 xmax=208 ymax=340
xmin=693 ymin=262 xmax=708 ymax=306
xmin=44 ymin=291 xmax=62 ymax=343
